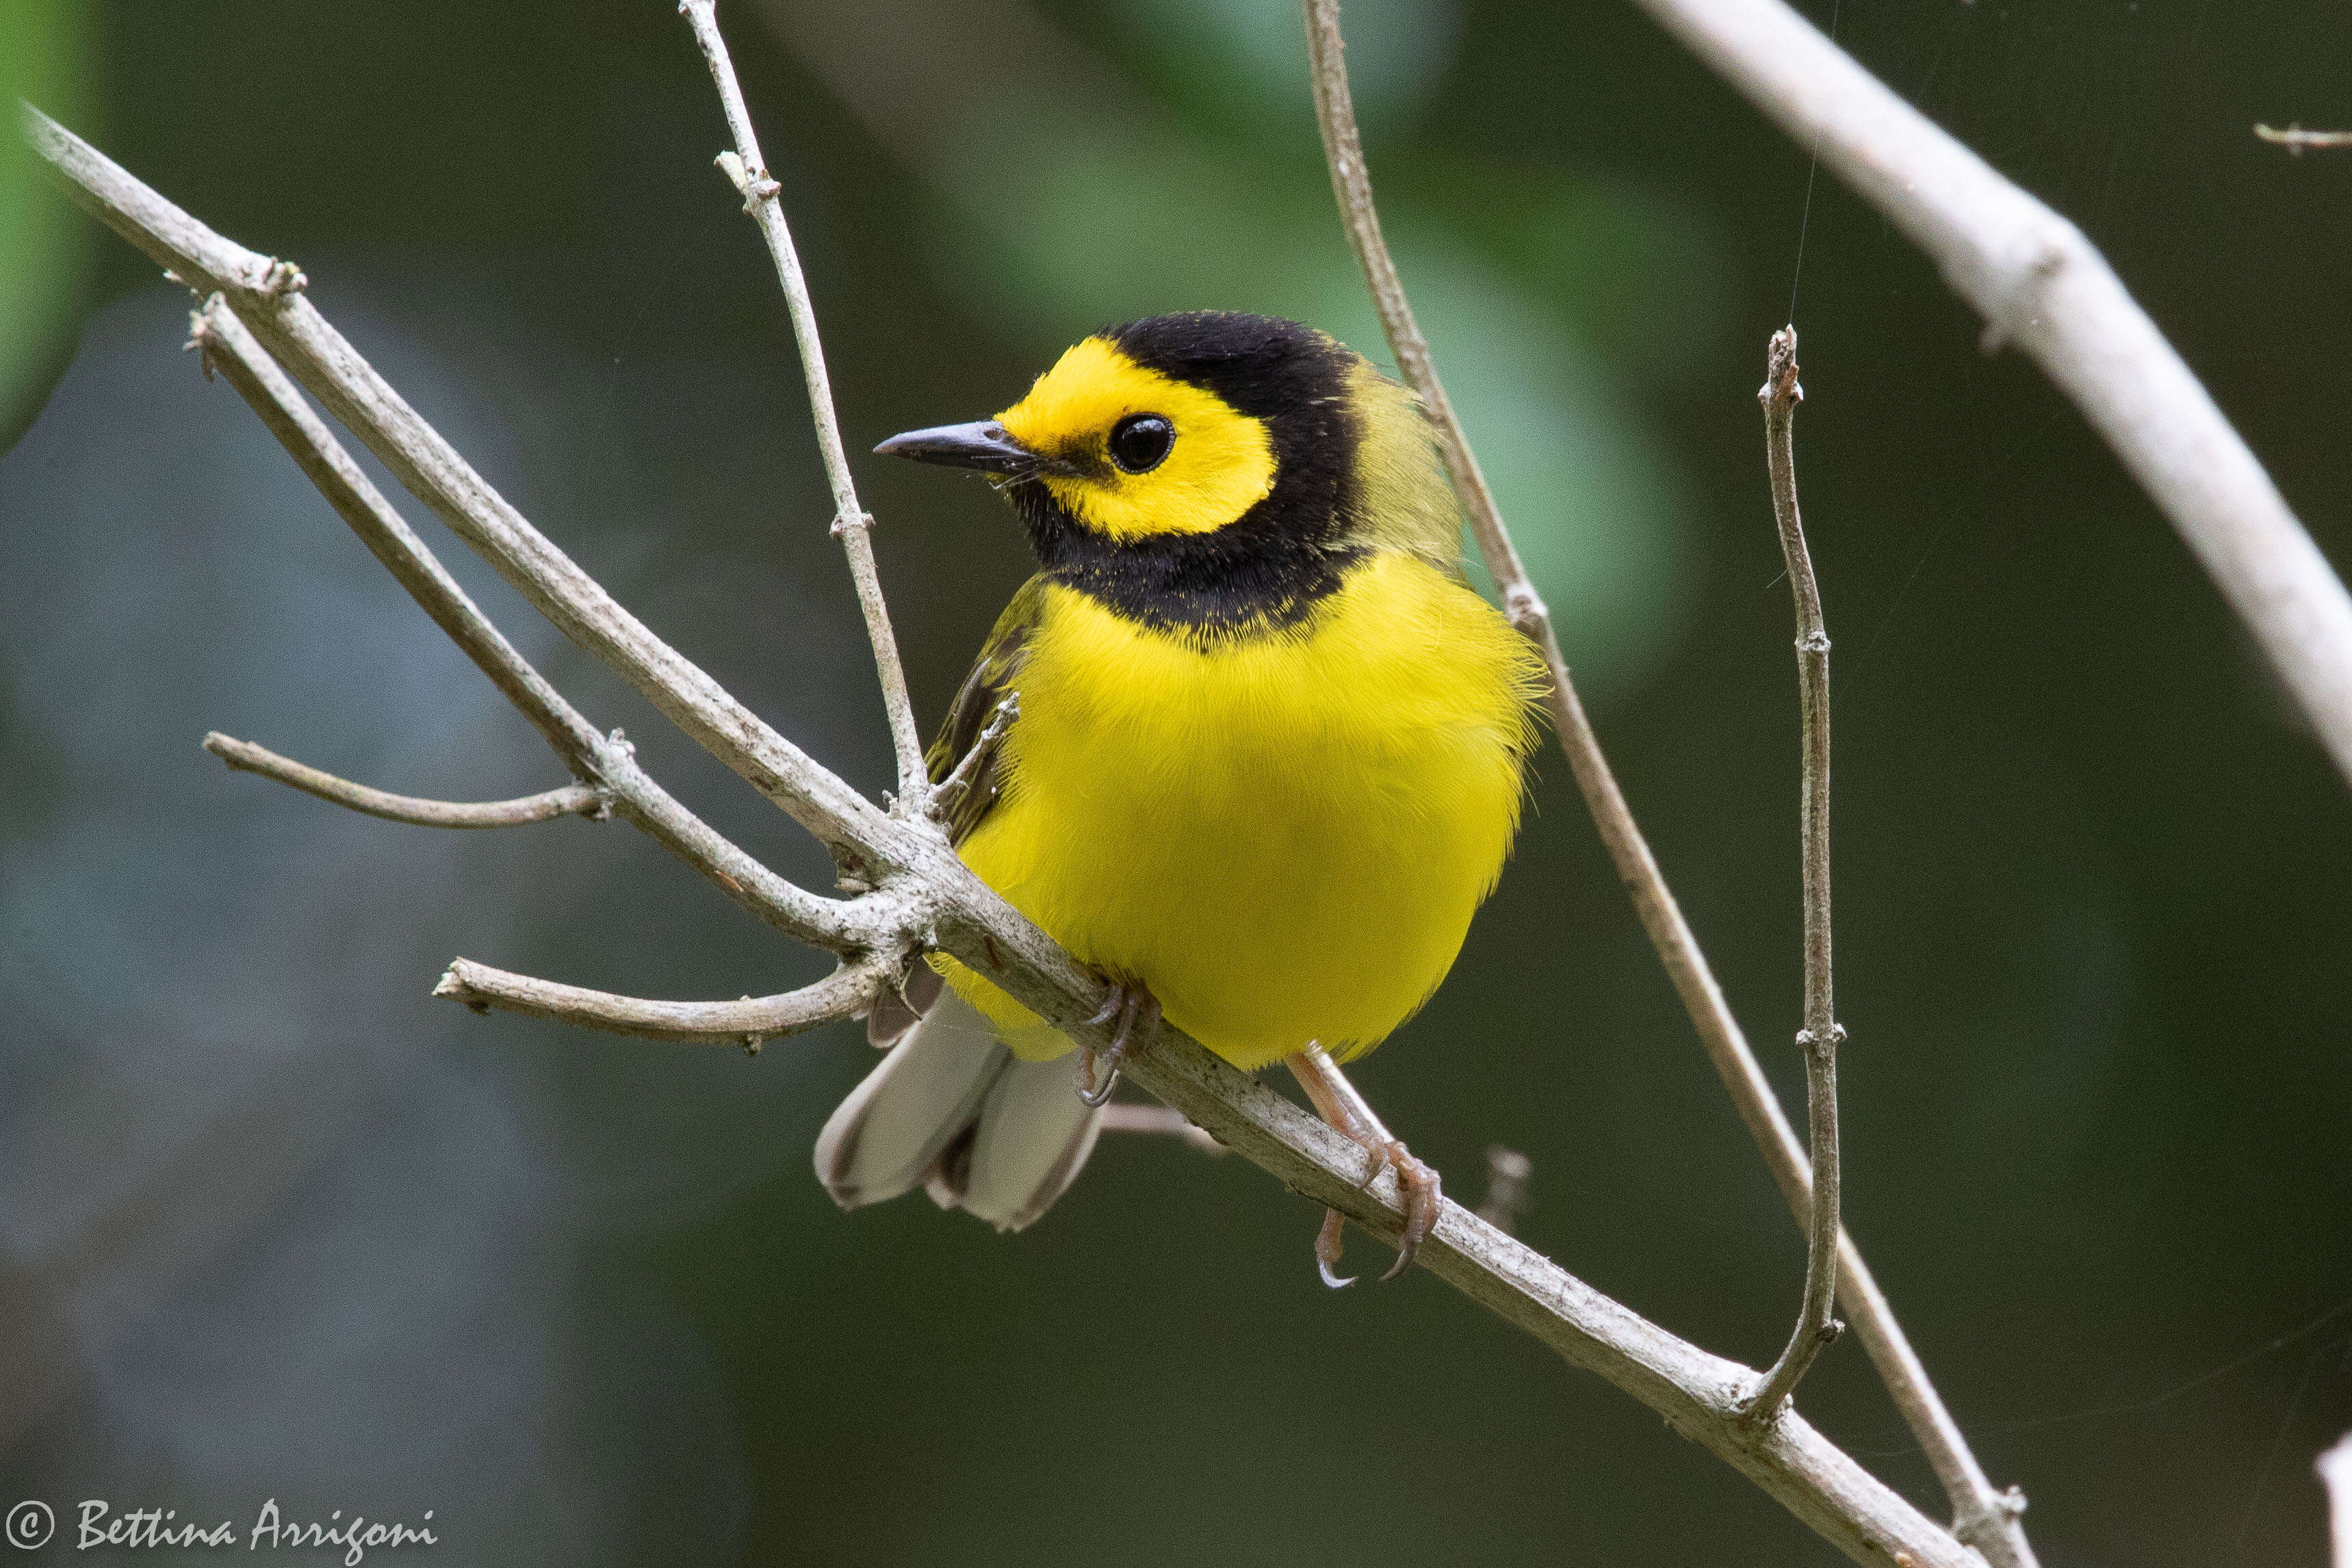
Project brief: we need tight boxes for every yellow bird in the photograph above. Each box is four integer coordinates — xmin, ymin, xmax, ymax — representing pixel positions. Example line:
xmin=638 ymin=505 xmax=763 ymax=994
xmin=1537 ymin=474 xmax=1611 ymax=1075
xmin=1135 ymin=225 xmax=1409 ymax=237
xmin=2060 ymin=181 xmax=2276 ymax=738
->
xmin=816 ymin=312 xmax=1545 ymax=1280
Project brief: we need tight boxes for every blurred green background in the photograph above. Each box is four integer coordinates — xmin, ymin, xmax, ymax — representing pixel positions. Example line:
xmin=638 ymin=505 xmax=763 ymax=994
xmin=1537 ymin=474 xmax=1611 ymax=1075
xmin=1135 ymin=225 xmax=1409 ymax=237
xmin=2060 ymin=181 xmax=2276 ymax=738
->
xmin=3 ymin=0 xmax=2349 ymax=1563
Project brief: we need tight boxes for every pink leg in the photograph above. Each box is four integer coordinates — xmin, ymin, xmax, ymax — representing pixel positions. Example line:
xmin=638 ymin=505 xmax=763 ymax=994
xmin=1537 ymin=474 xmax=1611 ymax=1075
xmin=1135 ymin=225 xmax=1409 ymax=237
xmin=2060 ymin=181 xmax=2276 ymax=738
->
xmin=1286 ymin=1045 xmax=1441 ymax=1287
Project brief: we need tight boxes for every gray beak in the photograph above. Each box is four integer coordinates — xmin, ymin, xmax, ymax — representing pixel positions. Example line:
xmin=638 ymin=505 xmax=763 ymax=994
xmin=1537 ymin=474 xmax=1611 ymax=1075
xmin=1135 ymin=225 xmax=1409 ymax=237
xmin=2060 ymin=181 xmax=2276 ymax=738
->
xmin=873 ymin=419 xmax=1044 ymax=475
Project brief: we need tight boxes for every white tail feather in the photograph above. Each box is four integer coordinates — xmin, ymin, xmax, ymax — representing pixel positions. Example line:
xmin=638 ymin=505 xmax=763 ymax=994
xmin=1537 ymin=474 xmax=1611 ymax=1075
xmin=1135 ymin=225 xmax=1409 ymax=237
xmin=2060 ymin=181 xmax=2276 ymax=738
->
xmin=935 ymin=1051 xmax=1104 ymax=1232
xmin=815 ymin=982 xmax=1102 ymax=1231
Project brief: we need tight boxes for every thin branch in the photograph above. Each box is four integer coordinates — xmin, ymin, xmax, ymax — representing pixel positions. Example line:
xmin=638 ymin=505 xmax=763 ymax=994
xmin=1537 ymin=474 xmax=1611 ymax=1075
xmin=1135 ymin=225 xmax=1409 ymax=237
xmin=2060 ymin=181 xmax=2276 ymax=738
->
xmin=931 ymin=693 xmax=1018 ymax=816
xmin=1630 ymin=0 xmax=2352 ymax=797
xmin=1295 ymin=8 xmax=2028 ymax=1561
xmin=25 ymin=104 xmax=899 ymax=874
xmin=204 ymin=732 xmax=606 ymax=828
xmin=677 ymin=0 xmax=930 ymax=811
xmin=434 ymin=952 xmax=893 ymax=1047
xmin=33 ymin=99 xmax=2000 ymax=1568
xmin=188 ymin=296 xmax=879 ymax=954
xmin=1742 ymin=328 xmax=1842 ymax=1423
xmin=1301 ymin=0 xmax=1538 ymax=636
xmin=2255 ymin=124 xmax=2352 ymax=153
xmin=1098 ymin=1103 xmax=1225 ymax=1155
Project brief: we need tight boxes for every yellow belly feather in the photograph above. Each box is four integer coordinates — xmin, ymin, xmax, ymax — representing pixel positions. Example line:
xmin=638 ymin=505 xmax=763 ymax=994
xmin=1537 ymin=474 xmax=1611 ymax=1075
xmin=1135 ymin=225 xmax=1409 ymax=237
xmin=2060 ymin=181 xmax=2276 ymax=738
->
xmin=942 ymin=552 xmax=1545 ymax=1071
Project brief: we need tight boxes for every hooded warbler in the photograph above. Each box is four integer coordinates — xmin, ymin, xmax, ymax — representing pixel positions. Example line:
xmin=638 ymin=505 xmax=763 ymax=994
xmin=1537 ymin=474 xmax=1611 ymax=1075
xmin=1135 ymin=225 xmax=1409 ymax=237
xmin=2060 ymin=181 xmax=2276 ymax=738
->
xmin=816 ymin=312 xmax=1545 ymax=1272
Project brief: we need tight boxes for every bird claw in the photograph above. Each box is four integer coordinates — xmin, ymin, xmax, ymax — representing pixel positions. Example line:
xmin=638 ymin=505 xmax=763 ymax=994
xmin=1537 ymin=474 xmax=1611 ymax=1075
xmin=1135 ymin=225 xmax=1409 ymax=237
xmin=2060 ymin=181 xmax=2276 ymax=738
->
xmin=1315 ymin=1207 xmax=1354 ymax=1289
xmin=1311 ymin=1137 xmax=1441 ymax=1286
xmin=1370 ymin=1139 xmax=1442 ymax=1281
xmin=1075 ymin=980 xmax=1159 ymax=1107
xmin=1074 ymin=1051 xmax=1122 ymax=1107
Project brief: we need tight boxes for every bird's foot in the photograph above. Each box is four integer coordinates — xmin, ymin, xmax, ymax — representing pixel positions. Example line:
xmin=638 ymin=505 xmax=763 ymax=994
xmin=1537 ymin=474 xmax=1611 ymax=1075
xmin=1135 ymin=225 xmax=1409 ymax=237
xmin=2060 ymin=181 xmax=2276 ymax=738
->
xmin=1075 ymin=979 xmax=1159 ymax=1107
xmin=1287 ymin=1045 xmax=1442 ymax=1288
xmin=1317 ymin=1135 xmax=1441 ymax=1287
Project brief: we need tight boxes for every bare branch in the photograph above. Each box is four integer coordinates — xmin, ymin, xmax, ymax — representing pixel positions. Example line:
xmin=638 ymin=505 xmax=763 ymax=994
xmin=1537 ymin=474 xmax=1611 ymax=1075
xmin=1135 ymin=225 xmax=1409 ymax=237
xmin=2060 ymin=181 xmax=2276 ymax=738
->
xmin=1297 ymin=7 xmax=2024 ymax=1558
xmin=1632 ymin=0 xmax=2352 ymax=796
xmin=930 ymin=693 xmax=1017 ymax=818
xmin=677 ymin=0 xmax=929 ymax=810
xmin=434 ymin=952 xmax=894 ymax=1047
xmin=2255 ymin=124 xmax=2352 ymax=153
xmin=205 ymin=732 xmax=606 ymax=828
xmin=1301 ymin=0 xmax=1538 ymax=637
xmin=187 ymin=295 xmax=879 ymax=954
xmin=25 ymin=104 xmax=899 ymax=872
xmin=1098 ymin=1103 xmax=1225 ymax=1155
xmin=29 ymin=97 xmax=2006 ymax=1568
xmin=1742 ymin=328 xmax=1843 ymax=1424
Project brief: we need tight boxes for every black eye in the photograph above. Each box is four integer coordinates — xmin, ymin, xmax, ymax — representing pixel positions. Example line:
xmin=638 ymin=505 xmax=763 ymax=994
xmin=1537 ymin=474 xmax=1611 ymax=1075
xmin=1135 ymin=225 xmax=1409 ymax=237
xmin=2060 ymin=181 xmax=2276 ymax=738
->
xmin=1108 ymin=414 xmax=1174 ymax=474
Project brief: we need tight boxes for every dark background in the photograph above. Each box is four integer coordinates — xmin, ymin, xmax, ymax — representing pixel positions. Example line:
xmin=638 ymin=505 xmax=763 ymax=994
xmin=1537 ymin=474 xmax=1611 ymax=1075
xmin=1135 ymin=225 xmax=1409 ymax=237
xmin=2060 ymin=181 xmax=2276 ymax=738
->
xmin=3 ymin=1 xmax=2349 ymax=1563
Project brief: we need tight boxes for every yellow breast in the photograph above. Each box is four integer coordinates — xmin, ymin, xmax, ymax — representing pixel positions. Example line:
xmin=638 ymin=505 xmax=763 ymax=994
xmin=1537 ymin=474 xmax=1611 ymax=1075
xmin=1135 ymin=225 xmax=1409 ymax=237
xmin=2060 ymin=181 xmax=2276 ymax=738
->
xmin=944 ymin=551 xmax=1545 ymax=1071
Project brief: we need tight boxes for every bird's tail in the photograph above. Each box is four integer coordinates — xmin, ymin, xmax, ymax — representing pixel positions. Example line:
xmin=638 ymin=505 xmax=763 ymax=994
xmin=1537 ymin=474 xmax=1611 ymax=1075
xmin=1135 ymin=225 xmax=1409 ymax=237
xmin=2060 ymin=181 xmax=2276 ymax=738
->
xmin=814 ymin=966 xmax=1103 ymax=1233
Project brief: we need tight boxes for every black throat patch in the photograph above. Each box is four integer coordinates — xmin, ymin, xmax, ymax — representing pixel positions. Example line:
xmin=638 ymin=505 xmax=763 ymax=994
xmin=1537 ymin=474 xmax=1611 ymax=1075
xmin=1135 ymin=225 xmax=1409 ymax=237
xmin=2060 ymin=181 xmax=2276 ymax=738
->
xmin=1009 ymin=313 xmax=1369 ymax=640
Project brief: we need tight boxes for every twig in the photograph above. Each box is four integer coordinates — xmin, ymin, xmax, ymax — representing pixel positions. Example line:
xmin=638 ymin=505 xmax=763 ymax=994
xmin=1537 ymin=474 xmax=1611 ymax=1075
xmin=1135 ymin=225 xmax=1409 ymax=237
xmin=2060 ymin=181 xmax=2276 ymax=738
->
xmin=204 ymin=732 xmax=606 ymax=828
xmin=1302 ymin=0 xmax=1538 ymax=640
xmin=677 ymin=0 xmax=929 ymax=812
xmin=1297 ymin=8 xmax=2029 ymax=1561
xmin=1098 ymin=1103 xmax=1225 ymax=1155
xmin=931 ymin=693 xmax=1018 ymax=816
xmin=2321 ymin=1431 xmax=2352 ymax=1568
xmin=27 ymin=106 xmax=897 ymax=873
xmin=1475 ymin=1145 xmax=1533 ymax=1235
xmin=33 ymin=95 xmax=2000 ymax=1568
xmin=2255 ymin=124 xmax=2352 ymax=154
xmin=1631 ymin=0 xmax=2352 ymax=798
xmin=434 ymin=952 xmax=894 ymax=1047
xmin=1741 ymin=328 xmax=1842 ymax=1424
xmin=186 ymin=294 xmax=878 ymax=954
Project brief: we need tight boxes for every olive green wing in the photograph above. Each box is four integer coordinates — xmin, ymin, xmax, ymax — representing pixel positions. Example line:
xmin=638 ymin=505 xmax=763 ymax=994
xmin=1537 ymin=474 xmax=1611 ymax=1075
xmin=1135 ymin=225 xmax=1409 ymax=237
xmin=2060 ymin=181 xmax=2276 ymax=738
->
xmin=927 ymin=574 xmax=1045 ymax=849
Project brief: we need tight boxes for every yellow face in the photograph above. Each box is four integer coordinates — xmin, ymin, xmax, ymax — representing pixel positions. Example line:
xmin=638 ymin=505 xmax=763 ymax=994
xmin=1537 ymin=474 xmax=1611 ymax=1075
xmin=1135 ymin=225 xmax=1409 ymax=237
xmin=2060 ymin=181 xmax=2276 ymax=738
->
xmin=995 ymin=337 xmax=1278 ymax=542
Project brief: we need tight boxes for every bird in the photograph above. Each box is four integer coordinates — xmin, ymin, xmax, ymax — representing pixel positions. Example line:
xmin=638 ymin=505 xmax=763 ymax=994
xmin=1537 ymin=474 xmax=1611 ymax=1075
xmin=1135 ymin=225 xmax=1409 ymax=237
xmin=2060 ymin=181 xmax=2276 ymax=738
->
xmin=814 ymin=311 xmax=1545 ymax=1281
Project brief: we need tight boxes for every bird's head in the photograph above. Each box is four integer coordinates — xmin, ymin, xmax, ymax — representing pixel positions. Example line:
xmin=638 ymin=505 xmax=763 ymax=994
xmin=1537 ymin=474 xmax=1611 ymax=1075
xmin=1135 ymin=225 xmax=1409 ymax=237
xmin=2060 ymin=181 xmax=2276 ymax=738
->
xmin=876 ymin=313 xmax=1456 ymax=635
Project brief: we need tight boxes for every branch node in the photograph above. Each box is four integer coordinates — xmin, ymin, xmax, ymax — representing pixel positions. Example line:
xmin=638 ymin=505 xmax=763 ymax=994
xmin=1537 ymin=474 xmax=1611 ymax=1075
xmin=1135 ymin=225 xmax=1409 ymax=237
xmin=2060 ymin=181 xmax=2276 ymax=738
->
xmin=250 ymin=255 xmax=307 ymax=296
xmin=1501 ymin=584 xmax=1549 ymax=636
xmin=829 ymin=509 xmax=873 ymax=540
